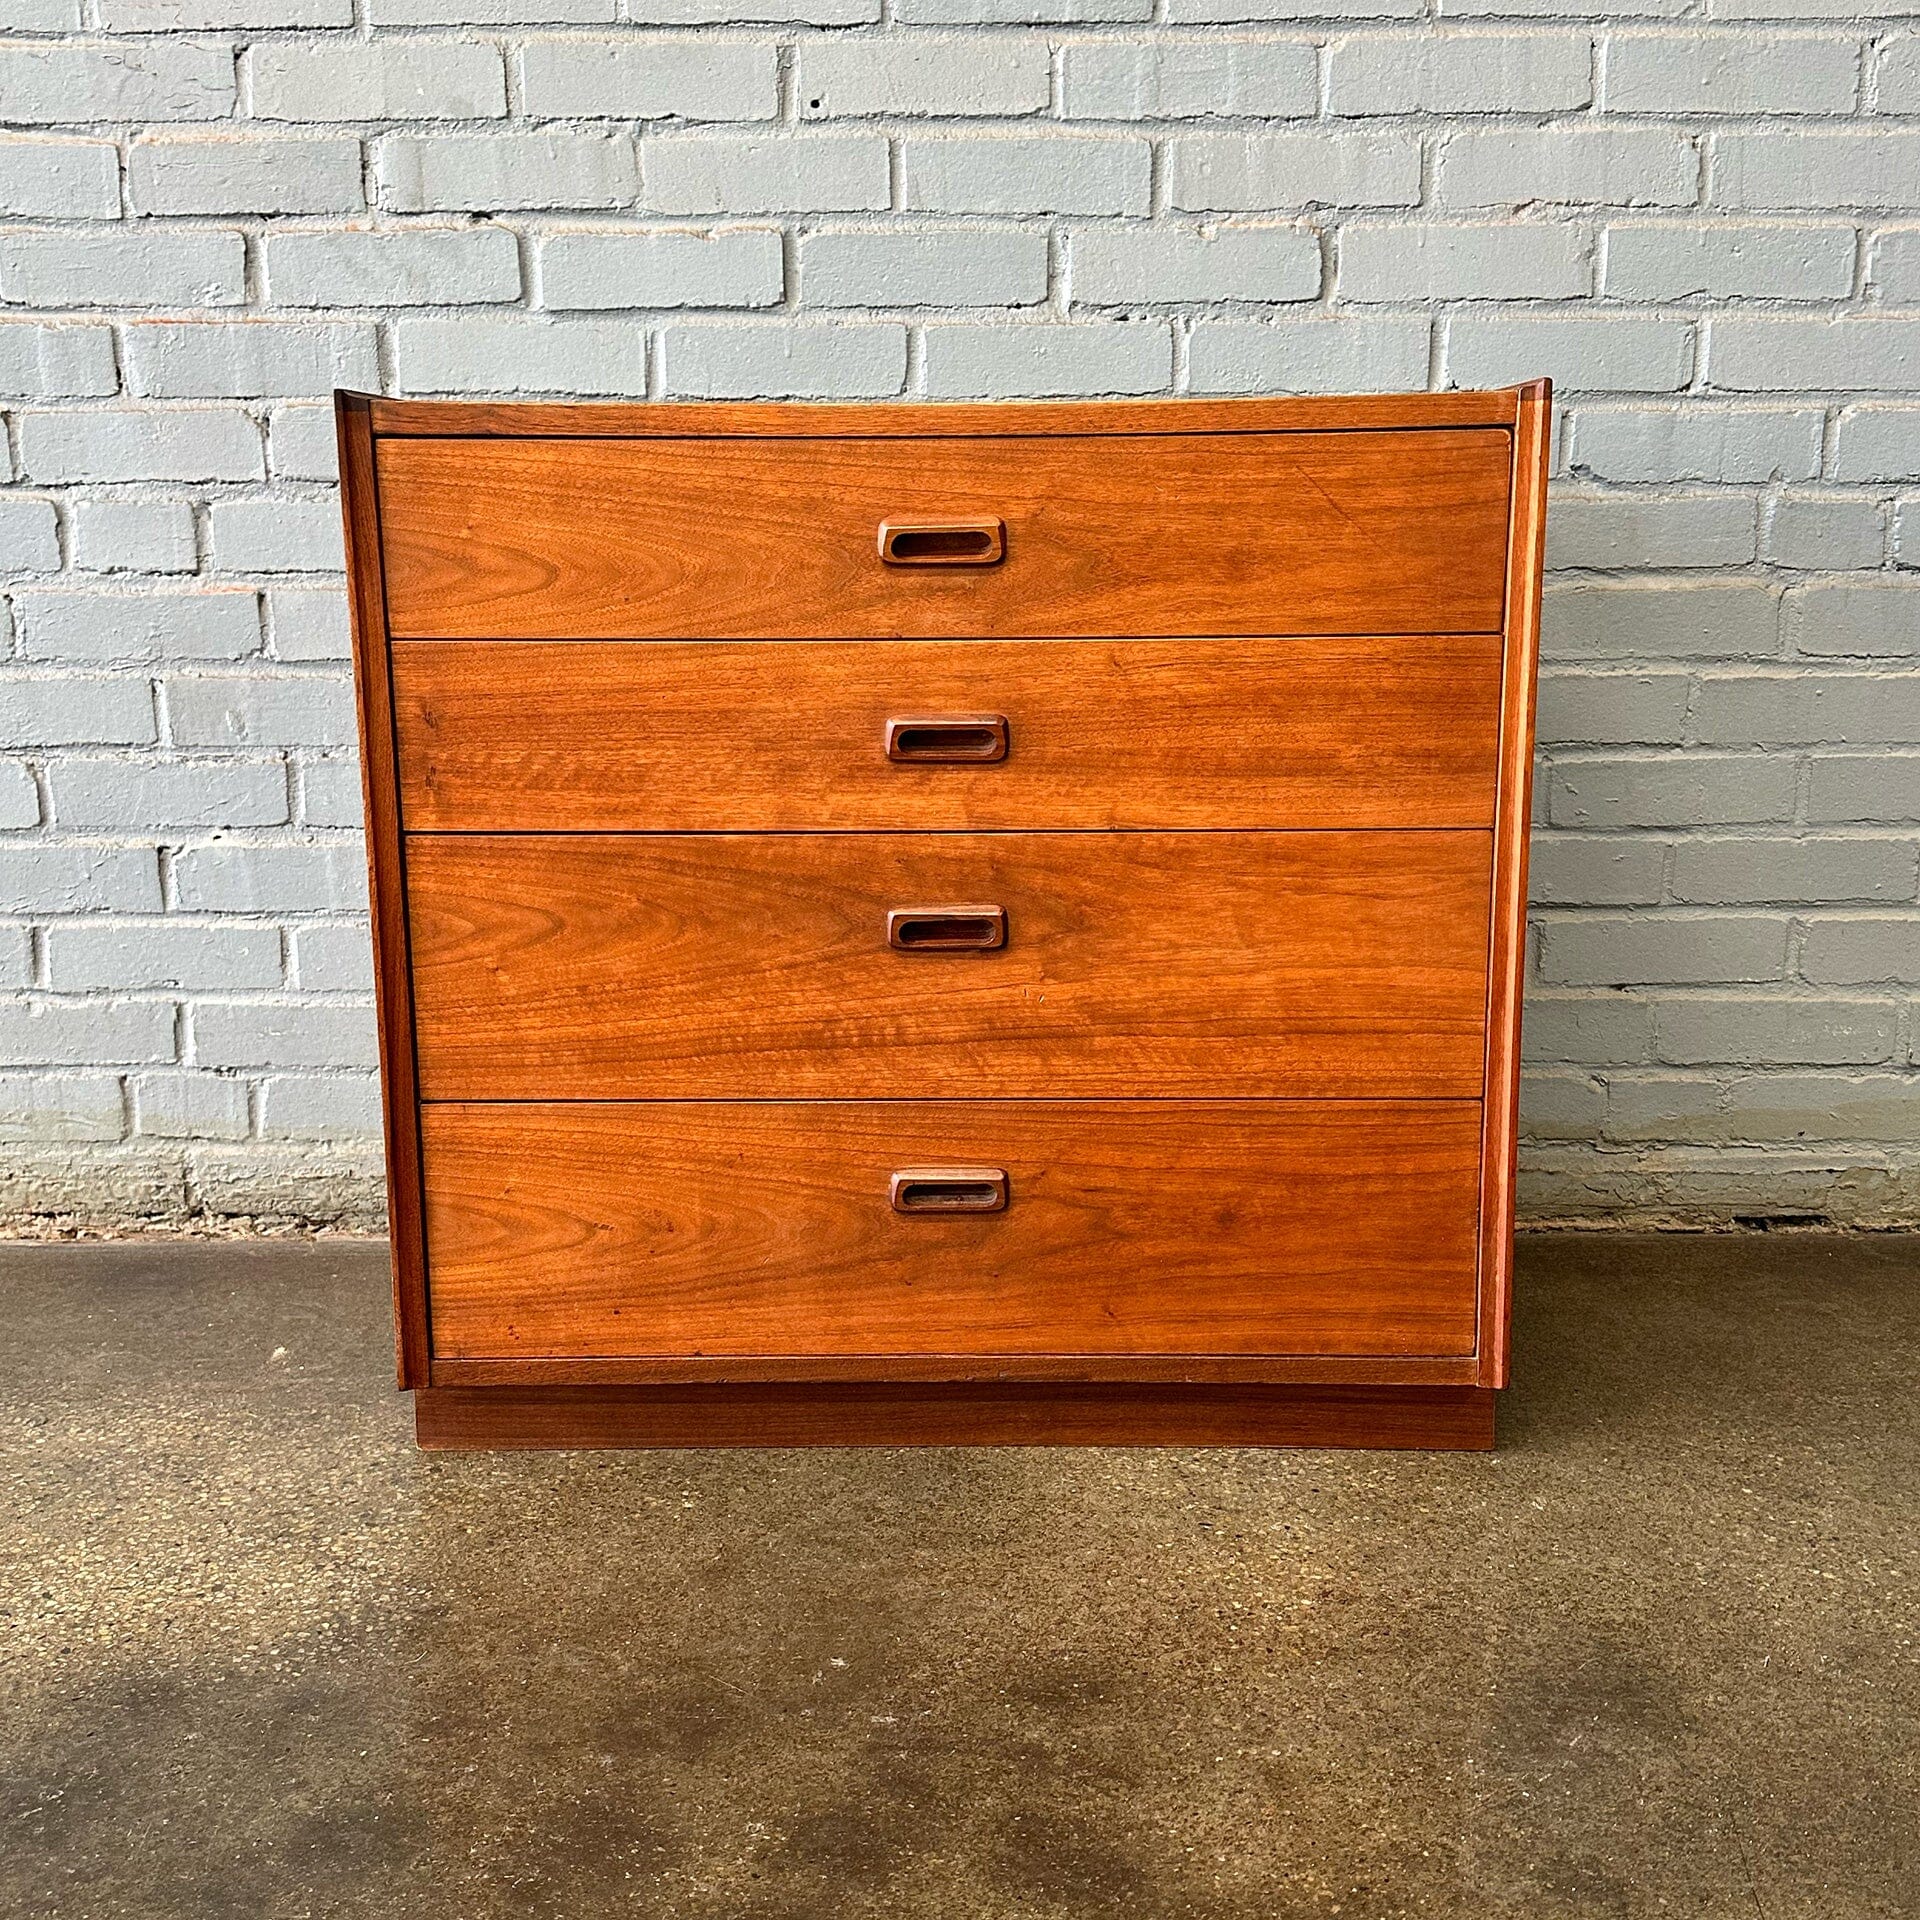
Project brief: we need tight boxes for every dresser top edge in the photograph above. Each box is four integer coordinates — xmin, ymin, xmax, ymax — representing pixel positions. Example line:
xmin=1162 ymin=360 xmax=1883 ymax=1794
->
xmin=343 ymin=386 xmax=1543 ymax=442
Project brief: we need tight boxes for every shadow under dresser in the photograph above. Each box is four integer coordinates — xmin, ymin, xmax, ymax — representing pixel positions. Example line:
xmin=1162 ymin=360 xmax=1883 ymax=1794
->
xmin=336 ymin=385 xmax=1550 ymax=1451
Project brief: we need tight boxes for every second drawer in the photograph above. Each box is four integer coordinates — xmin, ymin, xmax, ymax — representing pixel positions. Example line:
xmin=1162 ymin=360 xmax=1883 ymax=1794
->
xmin=391 ymin=635 xmax=1503 ymax=834
xmin=407 ymin=830 xmax=1493 ymax=1100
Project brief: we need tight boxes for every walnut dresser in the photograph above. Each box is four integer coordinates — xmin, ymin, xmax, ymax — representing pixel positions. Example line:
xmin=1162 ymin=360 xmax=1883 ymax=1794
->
xmin=337 ymin=384 xmax=1550 ymax=1452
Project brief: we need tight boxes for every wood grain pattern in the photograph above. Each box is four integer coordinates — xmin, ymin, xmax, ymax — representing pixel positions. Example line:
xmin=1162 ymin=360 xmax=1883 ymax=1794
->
xmin=426 ymin=1352 xmax=1485 ymax=1386
xmin=413 ymin=1381 xmax=1498 ymax=1450
xmin=390 ymin=635 xmax=1504 ymax=834
xmin=336 ymin=392 xmax=430 ymax=1390
xmin=1479 ymin=378 xmax=1551 ymax=1389
xmin=364 ymin=391 xmax=1527 ymax=441
xmin=406 ymin=830 xmax=1493 ymax=1100
xmin=375 ymin=430 xmax=1513 ymax=640
xmin=420 ymin=1100 xmax=1484 ymax=1360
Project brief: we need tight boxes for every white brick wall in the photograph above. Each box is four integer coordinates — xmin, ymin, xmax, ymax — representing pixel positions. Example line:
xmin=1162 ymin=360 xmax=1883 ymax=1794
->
xmin=2 ymin=4 xmax=1918 ymax=1229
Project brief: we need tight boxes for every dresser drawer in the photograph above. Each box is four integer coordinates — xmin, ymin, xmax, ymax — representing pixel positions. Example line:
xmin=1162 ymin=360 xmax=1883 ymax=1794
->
xmin=421 ymin=1101 xmax=1482 ymax=1359
xmin=406 ymin=830 xmax=1491 ymax=1101
xmin=392 ymin=635 xmax=1503 ymax=833
xmin=376 ymin=430 xmax=1513 ymax=641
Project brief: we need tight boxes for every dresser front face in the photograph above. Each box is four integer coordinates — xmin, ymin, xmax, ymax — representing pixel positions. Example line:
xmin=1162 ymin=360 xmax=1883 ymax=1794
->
xmin=342 ymin=393 xmax=1548 ymax=1402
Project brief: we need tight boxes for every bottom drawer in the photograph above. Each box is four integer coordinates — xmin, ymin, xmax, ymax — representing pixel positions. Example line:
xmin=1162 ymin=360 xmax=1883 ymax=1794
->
xmin=421 ymin=1102 xmax=1482 ymax=1360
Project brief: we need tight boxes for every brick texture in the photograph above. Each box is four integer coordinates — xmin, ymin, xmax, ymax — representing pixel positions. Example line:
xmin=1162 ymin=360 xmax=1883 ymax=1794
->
xmin=0 ymin=9 xmax=1915 ymax=1228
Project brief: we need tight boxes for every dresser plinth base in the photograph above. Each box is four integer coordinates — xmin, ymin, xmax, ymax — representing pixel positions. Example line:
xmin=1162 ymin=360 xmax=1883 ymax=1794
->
xmin=413 ymin=1382 xmax=1496 ymax=1452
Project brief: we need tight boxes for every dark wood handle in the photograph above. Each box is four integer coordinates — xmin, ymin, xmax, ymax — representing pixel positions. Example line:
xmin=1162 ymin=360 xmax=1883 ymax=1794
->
xmin=886 ymin=906 xmax=1006 ymax=951
xmin=885 ymin=715 xmax=1009 ymax=763
xmin=878 ymin=519 xmax=1006 ymax=566
xmin=890 ymin=1167 xmax=1009 ymax=1214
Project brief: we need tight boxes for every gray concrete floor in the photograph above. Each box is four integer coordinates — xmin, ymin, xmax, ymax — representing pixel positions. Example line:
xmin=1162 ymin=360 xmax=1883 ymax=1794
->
xmin=1 ymin=1234 xmax=1916 ymax=1919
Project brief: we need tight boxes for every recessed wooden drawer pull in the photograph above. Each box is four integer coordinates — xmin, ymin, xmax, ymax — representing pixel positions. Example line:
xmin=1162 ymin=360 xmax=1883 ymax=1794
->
xmin=886 ymin=905 xmax=1007 ymax=951
xmin=885 ymin=714 xmax=1010 ymax=763
xmin=878 ymin=519 xmax=1006 ymax=566
xmin=890 ymin=1167 xmax=1009 ymax=1214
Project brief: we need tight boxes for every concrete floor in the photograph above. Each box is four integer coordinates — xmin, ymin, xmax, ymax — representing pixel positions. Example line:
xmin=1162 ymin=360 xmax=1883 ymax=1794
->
xmin=1 ymin=1236 xmax=1916 ymax=1919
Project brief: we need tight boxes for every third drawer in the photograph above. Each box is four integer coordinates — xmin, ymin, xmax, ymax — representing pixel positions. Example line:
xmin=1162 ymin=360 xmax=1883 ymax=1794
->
xmin=407 ymin=829 xmax=1493 ymax=1101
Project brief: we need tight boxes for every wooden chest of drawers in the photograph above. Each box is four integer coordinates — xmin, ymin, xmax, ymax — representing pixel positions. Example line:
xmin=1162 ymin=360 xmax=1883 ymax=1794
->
xmin=338 ymin=385 xmax=1550 ymax=1451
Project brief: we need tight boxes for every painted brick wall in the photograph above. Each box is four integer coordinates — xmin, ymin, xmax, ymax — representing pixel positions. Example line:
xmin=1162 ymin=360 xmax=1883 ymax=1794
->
xmin=2 ymin=9 xmax=1917 ymax=1229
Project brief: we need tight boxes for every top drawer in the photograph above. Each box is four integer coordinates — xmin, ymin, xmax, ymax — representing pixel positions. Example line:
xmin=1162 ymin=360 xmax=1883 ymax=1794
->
xmin=376 ymin=429 xmax=1513 ymax=641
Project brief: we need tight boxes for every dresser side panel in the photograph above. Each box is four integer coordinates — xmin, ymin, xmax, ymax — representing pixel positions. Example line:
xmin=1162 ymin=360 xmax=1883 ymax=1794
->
xmin=339 ymin=392 xmax=431 ymax=1388
xmin=1479 ymin=380 xmax=1552 ymax=1388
